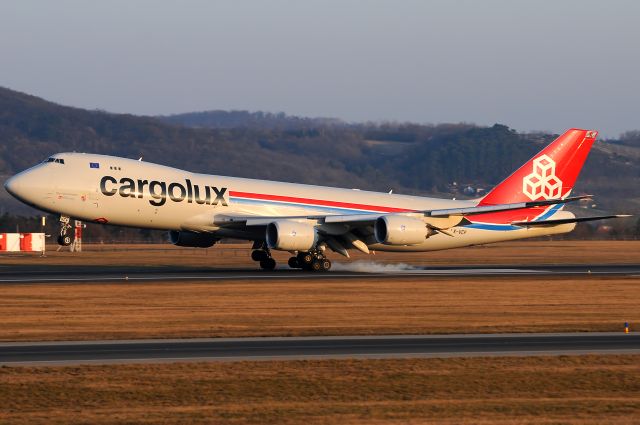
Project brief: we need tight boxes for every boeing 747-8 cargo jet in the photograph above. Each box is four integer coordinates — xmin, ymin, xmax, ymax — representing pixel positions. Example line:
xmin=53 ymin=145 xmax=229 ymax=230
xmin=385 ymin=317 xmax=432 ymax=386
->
xmin=4 ymin=128 xmax=627 ymax=271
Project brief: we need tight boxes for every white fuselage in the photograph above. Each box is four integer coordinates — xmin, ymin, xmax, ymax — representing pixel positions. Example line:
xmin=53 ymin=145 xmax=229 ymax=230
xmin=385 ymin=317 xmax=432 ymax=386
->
xmin=5 ymin=152 xmax=575 ymax=252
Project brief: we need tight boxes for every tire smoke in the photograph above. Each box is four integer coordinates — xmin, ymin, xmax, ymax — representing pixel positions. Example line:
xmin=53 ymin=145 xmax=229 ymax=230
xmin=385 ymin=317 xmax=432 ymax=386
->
xmin=331 ymin=261 xmax=418 ymax=273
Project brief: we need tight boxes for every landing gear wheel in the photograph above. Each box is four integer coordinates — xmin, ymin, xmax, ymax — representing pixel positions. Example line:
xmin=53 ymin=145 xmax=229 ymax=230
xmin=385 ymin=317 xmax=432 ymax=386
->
xmin=310 ymin=259 xmax=323 ymax=272
xmin=57 ymin=235 xmax=72 ymax=246
xmin=320 ymin=258 xmax=332 ymax=271
xmin=260 ymin=258 xmax=276 ymax=270
xmin=298 ymin=252 xmax=313 ymax=266
xmin=251 ymin=250 xmax=268 ymax=262
xmin=288 ymin=257 xmax=300 ymax=269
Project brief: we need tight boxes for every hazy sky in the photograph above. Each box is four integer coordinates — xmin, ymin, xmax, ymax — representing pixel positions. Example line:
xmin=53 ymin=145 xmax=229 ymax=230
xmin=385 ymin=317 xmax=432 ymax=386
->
xmin=1 ymin=0 xmax=639 ymax=137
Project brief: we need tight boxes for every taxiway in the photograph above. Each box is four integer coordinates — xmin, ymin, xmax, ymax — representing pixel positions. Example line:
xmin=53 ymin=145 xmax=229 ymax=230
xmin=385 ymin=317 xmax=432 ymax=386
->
xmin=1 ymin=333 xmax=638 ymax=365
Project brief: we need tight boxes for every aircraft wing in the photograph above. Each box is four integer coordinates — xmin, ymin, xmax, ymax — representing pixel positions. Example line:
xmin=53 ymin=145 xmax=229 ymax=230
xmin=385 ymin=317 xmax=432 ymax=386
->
xmin=321 ymin=194 xmax=592 ymax=224
xmin=209 ymin=195 xmax=592 ymax=228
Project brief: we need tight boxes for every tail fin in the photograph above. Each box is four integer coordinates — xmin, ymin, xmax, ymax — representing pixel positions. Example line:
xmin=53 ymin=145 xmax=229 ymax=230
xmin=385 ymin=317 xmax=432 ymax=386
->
xmin=480 ymin=129 xmax=598 ymax=206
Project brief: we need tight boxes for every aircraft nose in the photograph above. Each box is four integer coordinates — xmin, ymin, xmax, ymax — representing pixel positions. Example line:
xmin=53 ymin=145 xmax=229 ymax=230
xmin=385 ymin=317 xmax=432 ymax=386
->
xmin=5 ymin=165 xmax=54 ymax=208
xmin=4 ymin=172 xmax=32 ymax=201
xmin=4 ymin=174 xmax=19 ymax=196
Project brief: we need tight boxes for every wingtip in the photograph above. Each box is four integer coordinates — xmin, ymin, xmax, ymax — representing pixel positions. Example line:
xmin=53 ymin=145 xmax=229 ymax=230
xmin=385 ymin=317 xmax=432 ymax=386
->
xmin=564 ymin=194 xmax=593 ymax=202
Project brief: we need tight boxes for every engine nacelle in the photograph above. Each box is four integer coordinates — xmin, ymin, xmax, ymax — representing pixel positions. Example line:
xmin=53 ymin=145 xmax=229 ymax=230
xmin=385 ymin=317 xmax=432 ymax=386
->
xmin=266 ymin=220 xmax=318 ymax=251
xmin=169 ymin=230 xmax=218 ymax=248
xmin=374 ymin=215 xmax=430 ymax=245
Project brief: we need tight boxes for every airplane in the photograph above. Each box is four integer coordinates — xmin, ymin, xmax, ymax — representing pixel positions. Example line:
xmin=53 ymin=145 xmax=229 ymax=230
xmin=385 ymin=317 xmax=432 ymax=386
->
xmin=4 ymin=128 xmax=628 ymax=271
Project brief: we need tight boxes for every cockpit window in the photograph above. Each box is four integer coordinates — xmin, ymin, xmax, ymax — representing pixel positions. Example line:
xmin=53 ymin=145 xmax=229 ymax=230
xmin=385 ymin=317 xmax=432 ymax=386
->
xmin=44 ymin=157 xmax=65 ymax=164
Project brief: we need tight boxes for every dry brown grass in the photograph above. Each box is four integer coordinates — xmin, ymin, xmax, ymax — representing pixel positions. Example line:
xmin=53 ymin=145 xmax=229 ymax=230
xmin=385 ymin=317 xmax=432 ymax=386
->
xmin=1 ymin=275 xmax=639 ymax=341
xmin=1 ymin=241 xmax=639 ymax=341
xmin=2 ymin=240 xmax=640 ymax=268
xmin=1 ymin=355 xmax=639 ymax=424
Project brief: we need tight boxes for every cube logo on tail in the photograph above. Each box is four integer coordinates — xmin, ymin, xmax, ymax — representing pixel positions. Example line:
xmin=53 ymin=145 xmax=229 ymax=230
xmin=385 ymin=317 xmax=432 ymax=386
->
xmin=522 ymin=154 xmax=562 ymax=200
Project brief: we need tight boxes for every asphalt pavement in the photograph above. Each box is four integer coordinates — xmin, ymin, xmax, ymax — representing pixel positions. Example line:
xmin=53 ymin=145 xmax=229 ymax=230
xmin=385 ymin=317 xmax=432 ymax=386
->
xmin=1 ymin=333 xmax=638 ymax=365
xmin=1 ymin=263 xmax=639 ymax=284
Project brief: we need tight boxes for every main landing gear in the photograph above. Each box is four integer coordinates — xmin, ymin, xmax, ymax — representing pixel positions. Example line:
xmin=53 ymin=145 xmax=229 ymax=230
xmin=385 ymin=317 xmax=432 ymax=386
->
xmin=289 ymin=250 xmax=332 ymax=272
xmin=57 ymin=215 xmax=73 ymax=246
xmin=250 ymin=243 xmax=331 ymax=272
xmin=251 ymin=248 xmax=276 ymax=270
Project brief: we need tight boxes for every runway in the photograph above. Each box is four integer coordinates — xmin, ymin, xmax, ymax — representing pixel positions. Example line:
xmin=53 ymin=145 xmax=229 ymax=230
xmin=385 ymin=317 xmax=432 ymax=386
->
xmin=1 ymin=333 xmax=638 ymax=365
xmin=1 ymin=263 xmax=639 ymax=284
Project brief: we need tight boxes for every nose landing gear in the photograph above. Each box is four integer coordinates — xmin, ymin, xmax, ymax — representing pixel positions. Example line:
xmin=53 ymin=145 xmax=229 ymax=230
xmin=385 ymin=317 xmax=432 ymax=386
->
xmin=57 ymin=215 xmax=73 ymax=246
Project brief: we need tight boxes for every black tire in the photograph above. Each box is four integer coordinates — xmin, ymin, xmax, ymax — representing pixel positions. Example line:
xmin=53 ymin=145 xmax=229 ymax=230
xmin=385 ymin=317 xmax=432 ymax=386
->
xmin=320 ymin=258 xmax=332 ymax=271
xmin=298 ymin=252 xmax=313 ymax=265
xmin=260 ymin=258 xmax=276 ymax=270
xmin=57 ymin=235 xmax=72 ymax=246
xmin=310 ymin=259 xmax=322 ymax=272
xmin=251 ymin=250 xmax=267 ymax=262
xmin=288 ymin=257 xmax=300 ymax=269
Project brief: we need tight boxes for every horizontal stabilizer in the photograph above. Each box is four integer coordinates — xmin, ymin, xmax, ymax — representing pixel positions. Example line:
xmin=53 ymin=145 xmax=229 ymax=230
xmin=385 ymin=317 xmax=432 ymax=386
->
xmin=427 ymin=195 xmax=591 ymax=217
xmin=512 ymin=214 xmax=631 ymax=227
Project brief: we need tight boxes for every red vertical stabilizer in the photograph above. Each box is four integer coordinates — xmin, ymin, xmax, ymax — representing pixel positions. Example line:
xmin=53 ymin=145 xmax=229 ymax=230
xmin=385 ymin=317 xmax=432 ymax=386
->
xmin=480 ymin=129 xmax=597 ymax=206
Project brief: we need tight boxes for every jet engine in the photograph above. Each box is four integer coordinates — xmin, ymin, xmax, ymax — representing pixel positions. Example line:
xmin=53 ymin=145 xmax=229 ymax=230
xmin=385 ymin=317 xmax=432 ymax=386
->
xmin=266 ymin=220 xmax=318 ymax=251
xmin=374 ymin=215 xmax=431 ymax=245
xmin=168 ymin=230 xmax=218 ymax=248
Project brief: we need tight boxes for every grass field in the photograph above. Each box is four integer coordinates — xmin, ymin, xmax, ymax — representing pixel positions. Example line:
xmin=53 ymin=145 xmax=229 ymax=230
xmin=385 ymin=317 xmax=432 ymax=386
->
xmin=1 ymin=241 xmax=639 ymax=341
xmin=1 ymin=276 xmax=639 ymax=341
xmin=1 ymin=355 xmax=639 ymax=424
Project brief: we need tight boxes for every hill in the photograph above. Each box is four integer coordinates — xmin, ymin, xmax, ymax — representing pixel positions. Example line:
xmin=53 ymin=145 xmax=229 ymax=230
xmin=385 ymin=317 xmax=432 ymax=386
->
xmin=159 ymin=110 xmax=345 ymax=130
xmin=1 ymin=87 xmax=638 ymax=226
